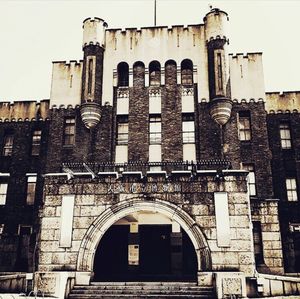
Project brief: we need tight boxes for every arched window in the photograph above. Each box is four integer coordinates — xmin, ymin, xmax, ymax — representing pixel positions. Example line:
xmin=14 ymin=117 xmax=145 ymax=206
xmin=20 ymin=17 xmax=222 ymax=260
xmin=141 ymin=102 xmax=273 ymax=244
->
xmin=181 ymin=59 xmax=193 ymax=86
xmin=117 ymin=62 xmax=129 ymax=87
xmin=133 ymin=61 xmax=145 ymax=87
xmin=165 ymin=60 xmax=177 ymax=85
xmin=149 ymin=61 xmax=161 ymax=86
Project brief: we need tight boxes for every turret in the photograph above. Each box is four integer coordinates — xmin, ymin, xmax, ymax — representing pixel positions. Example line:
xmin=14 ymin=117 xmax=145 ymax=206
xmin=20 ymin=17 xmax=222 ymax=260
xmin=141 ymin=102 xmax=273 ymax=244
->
xmin=80 ymin=17 xmax=107 ymax=129
xmin=204 ymin=8 xmax=232 ymax=126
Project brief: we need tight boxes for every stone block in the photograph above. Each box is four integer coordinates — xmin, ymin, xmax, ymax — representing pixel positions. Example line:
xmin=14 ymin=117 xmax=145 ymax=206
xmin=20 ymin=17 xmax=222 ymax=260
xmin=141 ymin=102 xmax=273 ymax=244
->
xmin=195 ymin=216 xmax=216 ymax=228
xmin=58 ymin=184 xmax=76 ymax=194
xmin=40 ymin=229 xmax=56 ymax=241
xmin=212 ymin=252 xmax=239 ymax=266
xmin=43 ymin=207 xmax=56 ymax=217
xmin=231 ymin=240 xmax=252 ymax=251
xmin=73 ymin=216 xmax=95 ymax=229
xmin=73 ymin=228 xmax=87 ymax=240
xmin=262 ymin=232 xmax=281 ymax=241
xmin=270 ymin=279 xmax=283 ymax=296
xmin=235 ymin=228 xmax=251 ymax=240
xmin=215 ymin=272 xmax=247 ymax=299
xmin=41 ymin=217 xmax=60 ymax=229
xmin=238 ymin=252 xmax=254 ymax=265
xmin=39 ymin=252 xmax=53 ymax=264
xmin=191 ymin=204 xmax=209 ymax=216
xmin=229 ymin=216 xmax=250 ymax=228
xmin=44 ymin=195 xmax=62 ymax=206
xmin=75 ymin=195 xmax=95 ymax=205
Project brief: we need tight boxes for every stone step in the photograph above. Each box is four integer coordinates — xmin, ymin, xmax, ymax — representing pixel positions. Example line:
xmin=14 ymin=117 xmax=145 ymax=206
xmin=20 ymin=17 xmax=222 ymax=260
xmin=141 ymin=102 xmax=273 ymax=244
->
xmin=90 ymin=282 xmax=198 ymax=286
xmin=68 ymin=283 xmax=215 ymax=299
xmin=73 ymin=285 xmax=212 ymax=291
xmin=68 ymin=294 xmax=215 ymax=299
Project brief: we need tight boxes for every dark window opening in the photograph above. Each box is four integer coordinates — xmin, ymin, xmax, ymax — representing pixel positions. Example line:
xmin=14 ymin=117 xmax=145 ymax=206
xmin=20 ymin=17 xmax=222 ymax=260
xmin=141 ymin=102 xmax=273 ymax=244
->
xmin=238 ymin=111 xmax=251 ymax=141
xmin=64 ymin=118 xmax=75 ymax=146
xmin=117 ymin=116 xmax=129 ymax=145
xmin=149 ymin=61 xmax=161 ymax=86
xmin=31 ymin=130 xmax=42 ymax=156
xmin=181 ymin=59 xmax=193 ymax=86
xmin=2 ymin=134 xmax=13 ymax=156
xmin=253 ymin=221 xmax=264 ymax=265
xmin=118 ymin=62 xmax=129 ymax=87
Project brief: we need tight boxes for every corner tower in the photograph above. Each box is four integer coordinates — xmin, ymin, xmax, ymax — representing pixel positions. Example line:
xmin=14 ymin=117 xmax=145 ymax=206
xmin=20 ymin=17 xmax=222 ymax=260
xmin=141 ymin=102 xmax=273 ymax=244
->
xmin=204 ymin=8 xmax=232 ymax=126
xmin=80 ymin=17 xmax=107 ymax=129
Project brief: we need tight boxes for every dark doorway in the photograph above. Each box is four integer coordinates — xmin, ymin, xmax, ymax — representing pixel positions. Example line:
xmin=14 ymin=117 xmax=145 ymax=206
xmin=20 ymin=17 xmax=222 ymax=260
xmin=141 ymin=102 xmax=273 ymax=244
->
xmin=93 ymin=224 xmax=197 ymax=281
xmin=139 ymin=225 xmax=171 ymax=279
xmin=93 ymin=225 xmax=129 ymax=281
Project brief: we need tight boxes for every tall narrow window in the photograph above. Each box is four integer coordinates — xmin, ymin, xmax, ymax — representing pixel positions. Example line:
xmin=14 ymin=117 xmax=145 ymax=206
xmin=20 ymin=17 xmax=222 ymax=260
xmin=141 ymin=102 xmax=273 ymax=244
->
xmin=149 ymin=61 xmax=161 ymax=86
xmin=87 ymin=58 xmax=93 ymax=94
xmin=182 ymin=114 xmax=195 ymax=143
xmin=64 ymin=118 xmax=75 ymax=146
xmin=181 ymin=59 xmax=193 ymax=86
xmin=2 ymin=134 xmax=13 ymax=156
xmin=286 ymin=178 xmax=298 ymax=201
xmin=26 ymin=175 xmax=37 ymax=205
xmin=280 ymin=123 xmax=292 ymax=149
xmin=117 ymin=62 xmax=129 ymax=87
xmin=217 ymin=53 xmax=223 ymax=91
xmin=242 ymin=163 xmax=256 ymax=196
xmin=149 ymin=115 xmax=162 ymax=144
xmin=117 ymin=116 xmax=129 ymax=145
xmin=253 ymin=221 xmax=264 ymax=264
xmin=31 ymin=130 xmax=42 ymax=156
xmin=0 ymin=183 xmax=8 ymax=205
xmin=238 ymin=111 xmax=251 ymax=141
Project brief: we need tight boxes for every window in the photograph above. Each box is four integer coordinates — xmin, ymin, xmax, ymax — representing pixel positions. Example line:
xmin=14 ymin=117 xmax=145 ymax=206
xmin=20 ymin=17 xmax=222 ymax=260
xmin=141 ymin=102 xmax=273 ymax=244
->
xmin=286 ymin=178 xmax=298 ymax=201
xmin=117 ymin=62 xmax=129 ymax=87
xmin=87 ymin=58 xmax=93 ymax=94
xmin=26 ymin=175 xmax=37 ymax=205
xmin=181 ymin=59 xmax=193 ymax=86
xmin=149 ymin=115 xmax=161 ymax=144
xmin=238 ymin=111 xmax=251 ymax=141
xmin=280 ymin=123 xmax=292 ymax=149
xmin=0 ymin=183 xmax=8 ymax=205
xmin=64 ymin=118 xmax=75 ymax=146
xmin=2 ymin=134 xmax=13 ymax=156
xmin=217 ymin=53 xmax=223 ymax=92
xmin=117 ymin=116 xmax=129 ymax=145
xmin=149 ymin=61 xmax=161 ymax=86
xmin=253 ymin=221 xmax=264 ymax=264
xmin=182 ymin=114 xmax=195 ymax=143
xmin=242 ymin=163 xmax=256 ymax=196
xmin=31 ymin=130 xmax=42 ymax=156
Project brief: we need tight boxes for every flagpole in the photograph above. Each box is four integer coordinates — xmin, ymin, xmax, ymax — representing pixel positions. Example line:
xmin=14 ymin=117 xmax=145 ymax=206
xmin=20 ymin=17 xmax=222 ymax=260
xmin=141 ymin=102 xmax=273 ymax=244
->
xmin=154 ymin=0 xmax=157 ymax=26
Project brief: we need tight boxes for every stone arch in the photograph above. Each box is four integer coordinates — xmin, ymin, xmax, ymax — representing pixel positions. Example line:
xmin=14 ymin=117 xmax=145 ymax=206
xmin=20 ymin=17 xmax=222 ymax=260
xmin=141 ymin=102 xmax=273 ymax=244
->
xmin=77 ymin=198 xmax=211 ymax=274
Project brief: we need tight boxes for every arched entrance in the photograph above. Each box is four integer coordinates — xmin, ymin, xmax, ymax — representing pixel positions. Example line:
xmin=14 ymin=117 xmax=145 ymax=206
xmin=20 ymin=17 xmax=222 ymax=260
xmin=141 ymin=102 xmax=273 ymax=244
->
xmin=77 ymin=199 xmax=211 ymax=282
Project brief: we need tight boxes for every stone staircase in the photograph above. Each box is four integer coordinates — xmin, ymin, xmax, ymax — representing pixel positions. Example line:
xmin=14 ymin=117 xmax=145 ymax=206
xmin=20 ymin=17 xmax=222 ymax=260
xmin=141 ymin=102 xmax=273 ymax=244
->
xmin=68 ymin=282 xmax=216 ymax=298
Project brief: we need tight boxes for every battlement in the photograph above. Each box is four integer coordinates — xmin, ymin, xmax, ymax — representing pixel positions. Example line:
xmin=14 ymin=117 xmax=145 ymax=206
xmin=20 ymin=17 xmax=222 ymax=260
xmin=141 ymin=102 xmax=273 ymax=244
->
xmin=265 ymin=91 xmax=300 ymax=113
xmin=0 ymin=100 xmax=49 ymax=122
xmin=52 ymin=60 xmax=82 ymax=66
xmin=106 ymin=23 xmax=203 ymax=36
xmin=229 ymin=52 xmax=263 ymax=59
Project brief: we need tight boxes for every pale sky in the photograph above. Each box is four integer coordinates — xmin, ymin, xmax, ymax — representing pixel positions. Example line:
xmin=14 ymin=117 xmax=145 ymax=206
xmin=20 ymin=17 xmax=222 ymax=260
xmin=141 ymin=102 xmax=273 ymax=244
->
xmin=0 ymin=0 xmax=299 ymax=101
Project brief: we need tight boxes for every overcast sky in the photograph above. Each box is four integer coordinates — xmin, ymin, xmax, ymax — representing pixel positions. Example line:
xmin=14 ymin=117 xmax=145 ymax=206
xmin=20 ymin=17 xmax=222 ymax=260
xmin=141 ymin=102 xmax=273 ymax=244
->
xmin=0 ymin=0 xmax=299 ymax=101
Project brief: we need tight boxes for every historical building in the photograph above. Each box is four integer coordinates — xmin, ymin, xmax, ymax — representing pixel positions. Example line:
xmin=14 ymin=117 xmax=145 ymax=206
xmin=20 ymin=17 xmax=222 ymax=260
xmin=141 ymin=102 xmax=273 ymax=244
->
xmin=1 ymin=7 xmax=300 ymax=298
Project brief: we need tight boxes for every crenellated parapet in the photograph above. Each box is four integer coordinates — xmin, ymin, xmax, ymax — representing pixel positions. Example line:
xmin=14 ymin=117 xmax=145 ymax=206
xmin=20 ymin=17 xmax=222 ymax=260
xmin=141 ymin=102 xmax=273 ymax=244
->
xmin=0 ymin=100 xmax=49 ymax=122
xmin=229 ymin=53 xmax=265 ymax=102
xmin=265 ymin=91 xmax=300 ymax=113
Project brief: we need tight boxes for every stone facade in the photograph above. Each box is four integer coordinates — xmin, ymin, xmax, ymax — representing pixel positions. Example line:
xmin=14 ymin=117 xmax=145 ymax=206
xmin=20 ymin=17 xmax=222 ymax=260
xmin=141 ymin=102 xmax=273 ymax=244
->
xmin=1 ymin=6 xmax=300 ymax=299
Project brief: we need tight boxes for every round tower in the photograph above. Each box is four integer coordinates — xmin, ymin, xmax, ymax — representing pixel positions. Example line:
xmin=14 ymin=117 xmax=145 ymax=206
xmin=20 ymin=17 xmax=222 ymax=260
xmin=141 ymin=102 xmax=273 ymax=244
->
xmin=204 ymin=8 xmax=232 ymax=126
xmin=80 ymin=17 xmax=107 ymax=129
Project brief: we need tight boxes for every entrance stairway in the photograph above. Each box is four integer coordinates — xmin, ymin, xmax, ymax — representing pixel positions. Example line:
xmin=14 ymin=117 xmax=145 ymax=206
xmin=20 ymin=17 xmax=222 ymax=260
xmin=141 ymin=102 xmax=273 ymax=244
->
xmin=68 ymin=282 xmax=216 ymax=298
